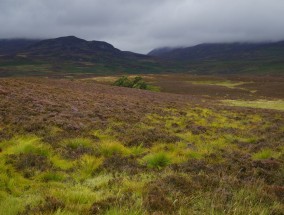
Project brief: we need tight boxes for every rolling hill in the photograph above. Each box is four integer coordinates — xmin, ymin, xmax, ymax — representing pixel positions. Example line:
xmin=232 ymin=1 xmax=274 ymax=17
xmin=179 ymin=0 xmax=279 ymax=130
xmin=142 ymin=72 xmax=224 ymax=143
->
xmin=0 ymin=36 xmax=173 ymax=76
xmin=18 ymin=36 xmax=151 ymax=61
xmin=148 ymin=41 xmax=284 ymax=74
xmin=0 ymin=37 xmax=284 ymax=76
xmin=148 ymin=41 xmax=284 ymax=61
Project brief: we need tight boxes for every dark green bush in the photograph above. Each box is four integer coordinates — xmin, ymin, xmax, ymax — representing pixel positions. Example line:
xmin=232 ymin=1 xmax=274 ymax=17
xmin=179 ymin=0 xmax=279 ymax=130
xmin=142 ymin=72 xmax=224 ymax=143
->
xmin=113 ymin=76 xmax=148 ymax=90
xmin=113 ymin=76 xmax=133 ymax=88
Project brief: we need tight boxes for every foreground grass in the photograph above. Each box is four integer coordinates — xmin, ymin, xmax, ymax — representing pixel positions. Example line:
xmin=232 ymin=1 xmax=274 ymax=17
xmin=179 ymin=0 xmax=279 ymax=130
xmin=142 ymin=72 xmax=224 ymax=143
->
xmin=0 ymin=106 xmax=283 ymax=214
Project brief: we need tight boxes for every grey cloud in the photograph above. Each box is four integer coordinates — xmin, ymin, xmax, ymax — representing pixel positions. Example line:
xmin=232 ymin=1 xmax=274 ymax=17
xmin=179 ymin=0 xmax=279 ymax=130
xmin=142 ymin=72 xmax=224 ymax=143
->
xmin=0 ymin=0 xmax=284 ymax=53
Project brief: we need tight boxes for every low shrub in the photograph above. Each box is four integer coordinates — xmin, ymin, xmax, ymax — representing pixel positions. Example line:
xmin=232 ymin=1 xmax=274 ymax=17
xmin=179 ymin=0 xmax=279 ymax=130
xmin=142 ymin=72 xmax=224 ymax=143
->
xmin=113 ymin=76 xmax=150 ymax=90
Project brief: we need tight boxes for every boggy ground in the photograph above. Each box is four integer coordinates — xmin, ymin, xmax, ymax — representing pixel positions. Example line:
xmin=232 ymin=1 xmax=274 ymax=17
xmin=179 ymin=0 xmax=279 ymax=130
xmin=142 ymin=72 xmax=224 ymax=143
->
xmin=0 ymin=77 xmax=283 ymax=215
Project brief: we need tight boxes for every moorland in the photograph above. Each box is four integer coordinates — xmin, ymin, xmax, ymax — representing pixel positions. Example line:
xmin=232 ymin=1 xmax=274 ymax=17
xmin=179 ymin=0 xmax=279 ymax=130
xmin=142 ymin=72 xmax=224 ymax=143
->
xmin=0 ymin=36 xmax=283 ymax=215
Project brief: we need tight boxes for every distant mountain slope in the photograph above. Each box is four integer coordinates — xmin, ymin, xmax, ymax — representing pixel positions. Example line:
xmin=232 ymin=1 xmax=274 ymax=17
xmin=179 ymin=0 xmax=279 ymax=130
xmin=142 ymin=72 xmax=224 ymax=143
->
xmin=18 ymin=36 xmax=151 ymax=62
xmin=1 ymin=36 xmax=283 ymax=76
xmin=0 ymin=36 xmax=170 ymax=76
xmin=148 ymin=41 xmax=284 ymax=61
xmin=24 ymin=36 xmax=119 ymax=55
xmin=0 ymin=39 xmax=40 ymax=54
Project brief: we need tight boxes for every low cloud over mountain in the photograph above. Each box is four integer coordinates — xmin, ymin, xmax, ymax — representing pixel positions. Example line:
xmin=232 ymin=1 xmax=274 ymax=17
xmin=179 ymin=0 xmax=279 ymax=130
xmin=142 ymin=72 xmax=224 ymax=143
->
xmin=0 ymin=0 xmax=284 ymax=53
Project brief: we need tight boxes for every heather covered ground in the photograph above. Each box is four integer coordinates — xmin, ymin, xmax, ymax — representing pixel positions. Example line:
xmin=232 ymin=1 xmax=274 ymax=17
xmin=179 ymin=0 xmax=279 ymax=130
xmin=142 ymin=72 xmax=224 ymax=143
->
xmin=0 ymin=75 xmax=283 ymax=214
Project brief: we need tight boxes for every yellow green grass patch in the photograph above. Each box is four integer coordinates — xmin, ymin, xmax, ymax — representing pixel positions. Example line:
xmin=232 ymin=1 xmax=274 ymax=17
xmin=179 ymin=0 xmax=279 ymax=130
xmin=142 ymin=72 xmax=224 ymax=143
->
xmin=189 ymin=80 xmax=249 ymax=89
xmin=223 ymin=99 xmax=284 ymax=111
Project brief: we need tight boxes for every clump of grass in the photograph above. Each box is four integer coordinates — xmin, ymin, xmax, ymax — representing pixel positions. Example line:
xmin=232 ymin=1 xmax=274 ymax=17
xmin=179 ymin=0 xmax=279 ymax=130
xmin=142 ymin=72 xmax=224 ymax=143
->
xmin=151 ymin=143 xmax=174 ymax=153
xmin=129 ymin=145 xmax=146 ymax=156
xmin=76 ymin=155 xmax=103 ymax=179
xmin=99 ymin=141 xmax=129 ymax=157
xmin=40 ymin=171 xmax=65 ymax=182
xmin=52 ymin=209 xmax=78 ymax=215
xmin=0 ymin=193 xmax=43 ymax=215
xmin=0 ymin=135 xmax=38 ymax=151
xmin=252 ymin=149 xmax=279 ymax=160
xmin=103 ymin=203 xmax=145 ymax=215
xmin=92 ymin=130 xmax=113 ymax=141
xmin=0 ymin=171 xmax=26 ymax=195
xmin=50 ymin=184 xmax=98 ymax=207
xmin=83 ymin=174 xmax=113 ymax=190
xmin=143 ymin=152 xmax=171 ymax=169
xmin=51 ymin=155 xmax=74 ymax=170
xmin=4 ymin=135 xmax=50 ymax=157
xmin=0 ymin=153 xmax=30 ymax=195
xmin=63 ymin=138 xmax=93 ymax=150
xmin=18 ymin=143 xmax=50 ymax=157
xmin=121 ymin=178 xmax=146 ymax=194
xmin=0 ymin=195 xmax=25 ymax=215
xmin=148 ymin=142 xmax=202 ymax=164
xmin=185 ymin=150 xmax=203 ymax=159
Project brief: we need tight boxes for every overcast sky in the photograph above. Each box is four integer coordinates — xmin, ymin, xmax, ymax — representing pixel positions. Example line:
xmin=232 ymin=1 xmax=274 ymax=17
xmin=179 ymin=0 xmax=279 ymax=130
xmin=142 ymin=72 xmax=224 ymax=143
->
xmin=0 ymin=0 xmax=284 ymax=53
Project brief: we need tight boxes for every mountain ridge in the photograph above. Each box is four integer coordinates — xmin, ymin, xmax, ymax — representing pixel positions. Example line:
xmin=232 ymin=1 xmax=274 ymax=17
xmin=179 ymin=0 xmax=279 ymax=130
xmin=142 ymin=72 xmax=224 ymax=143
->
xmin=9 ymin=36 xmax=153 ymax=64
xmin=19 ymin=36 xmax=121 ymax=58
xmin=148 ymin=41 xmax=284 ymax=61
xmin=0 ymin=36 xmax=284 ymax=75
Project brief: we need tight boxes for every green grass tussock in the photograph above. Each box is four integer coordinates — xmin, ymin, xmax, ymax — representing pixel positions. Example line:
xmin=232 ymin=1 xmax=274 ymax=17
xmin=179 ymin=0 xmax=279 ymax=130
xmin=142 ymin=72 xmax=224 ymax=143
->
xmin=62 ymin=138 xmax=93 ymax=150
xmin=2 ymin=135 xmax=50 ymax=157
xmin=143 ymin=152 xmax=172 ymax=169
xmin=76 ymin=155 xmax=103 ymax=179
xmin=98 ymin=141 xmax=129 ymax=157
xmin=252 ymin=148 xmax=280 ymax=160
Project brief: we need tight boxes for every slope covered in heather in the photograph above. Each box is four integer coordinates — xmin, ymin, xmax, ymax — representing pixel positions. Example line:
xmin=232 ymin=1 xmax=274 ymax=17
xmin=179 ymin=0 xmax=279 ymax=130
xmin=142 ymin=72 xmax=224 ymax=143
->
xmin=0 ymin=76 xmax=283 ymax=214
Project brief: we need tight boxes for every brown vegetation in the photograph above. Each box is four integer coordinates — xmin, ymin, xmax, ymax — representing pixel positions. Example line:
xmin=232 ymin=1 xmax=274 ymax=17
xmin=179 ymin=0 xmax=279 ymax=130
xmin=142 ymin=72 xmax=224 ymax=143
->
xmin=0 ymin=75 xmax=283 ymax=214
